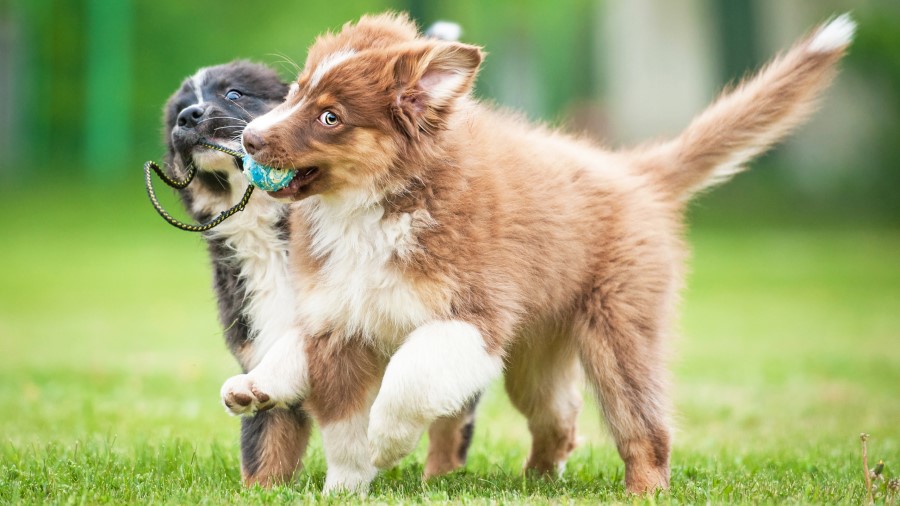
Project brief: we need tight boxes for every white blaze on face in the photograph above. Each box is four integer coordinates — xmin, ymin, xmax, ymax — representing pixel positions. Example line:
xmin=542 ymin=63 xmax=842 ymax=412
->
xmin=309 ymin=49 xmax=357 ymax=88
xmin=243 ymin=99 xmax=306 ymax=149
xmin=190 ymin=67 xmax=208 ymax=105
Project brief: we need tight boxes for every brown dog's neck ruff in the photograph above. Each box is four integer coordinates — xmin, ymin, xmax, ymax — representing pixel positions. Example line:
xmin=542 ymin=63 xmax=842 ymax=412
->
xmin=144 ymin=141 xmax=253 ymax=233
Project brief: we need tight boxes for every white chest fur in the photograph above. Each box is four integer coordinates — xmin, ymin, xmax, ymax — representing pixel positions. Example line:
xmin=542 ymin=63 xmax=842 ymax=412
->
xmin=296 ymin=194 xmax=439 ymax=347
xmin=207 ymin=183 xmax=296 ymax=369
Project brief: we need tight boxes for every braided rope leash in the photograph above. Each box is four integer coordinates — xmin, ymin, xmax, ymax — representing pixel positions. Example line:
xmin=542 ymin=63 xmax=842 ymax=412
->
xmin=144 ymin=141 xmax=253 ymax=232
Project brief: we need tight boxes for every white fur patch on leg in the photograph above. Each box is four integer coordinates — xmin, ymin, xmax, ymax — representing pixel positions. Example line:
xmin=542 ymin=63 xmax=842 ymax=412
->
xmin=368 ymin=320 xmax=503 ymax=469
xmin=221 ymin=334 xmax=309 ymax=416
xmin=321 ymin=407 xmax=378 ymax=495
xmin=808 ymin=13 xmax=856 ymax=53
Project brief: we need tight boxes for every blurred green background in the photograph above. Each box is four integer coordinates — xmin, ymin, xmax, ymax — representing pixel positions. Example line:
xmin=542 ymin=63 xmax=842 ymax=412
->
xmin=0 ymin=0 xmax=898 ymax=223
xmin=1 ymin=0 xmax=898 ymax=502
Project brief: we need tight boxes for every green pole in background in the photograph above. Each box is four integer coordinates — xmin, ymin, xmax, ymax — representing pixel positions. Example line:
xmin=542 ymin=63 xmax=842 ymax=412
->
xmin=713 ymin=0 xmax=758 ymax=83
xmin=84 ymin=0 xmax=131 ymax=180
xmin=12 ymin=0 xmax=54 ymax=176
xmin=406 ymin=0 xmax=427 ymax=27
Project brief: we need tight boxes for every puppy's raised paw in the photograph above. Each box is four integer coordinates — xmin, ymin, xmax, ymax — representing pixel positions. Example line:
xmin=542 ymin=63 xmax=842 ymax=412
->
xmin=220 ymin=374 xmax=275 ymax=416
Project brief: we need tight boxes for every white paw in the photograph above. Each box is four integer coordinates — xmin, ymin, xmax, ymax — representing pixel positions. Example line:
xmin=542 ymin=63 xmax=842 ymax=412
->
xmin=323 ymin=468 xmax=374 ymax=496
xmin=220 ymin=374 xmax=276 ymax=415
xmin=320 ymin=413 xmax=378 ymax=495
xmin=367 ymin=412 xmax=423 ymax=469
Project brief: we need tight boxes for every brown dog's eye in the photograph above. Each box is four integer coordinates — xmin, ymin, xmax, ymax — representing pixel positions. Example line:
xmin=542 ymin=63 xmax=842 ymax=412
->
xmin=318 ymin=110 xmax=340 ymax=127
xmin=225 ymin=90 xmax=242 ymax=101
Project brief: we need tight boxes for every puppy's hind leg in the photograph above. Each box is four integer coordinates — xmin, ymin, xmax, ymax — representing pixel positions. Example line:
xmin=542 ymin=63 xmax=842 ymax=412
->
xmin=240 ymin=403 xmax=312 ymax=487
xmin=575 ymin=272 xmax=674 ymax=494
xmin=504 ymin=328 xmax=583 ymax=476
xmin=423 ymin=394 xmax=481 ymax=478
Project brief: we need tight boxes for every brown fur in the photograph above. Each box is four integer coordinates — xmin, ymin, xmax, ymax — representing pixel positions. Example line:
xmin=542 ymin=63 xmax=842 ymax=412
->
xmin=304 ymin=335 xmax=384 ymax=425
xmin=304 ymin=13 xmax=419 ymax=72
xmin=423 ymin=404 xmax=477 ymax=478
xmin=244 ymin=14 xmax=851 ymax=493
xmin=505 ymin=324 xmax=583 ymax=475
xmin=240 ymin=405 xmax=311 ymax=486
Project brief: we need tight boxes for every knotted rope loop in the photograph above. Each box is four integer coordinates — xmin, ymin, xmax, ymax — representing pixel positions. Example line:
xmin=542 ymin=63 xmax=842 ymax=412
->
xmin=143 ymin=141 xmax=251 ymax=233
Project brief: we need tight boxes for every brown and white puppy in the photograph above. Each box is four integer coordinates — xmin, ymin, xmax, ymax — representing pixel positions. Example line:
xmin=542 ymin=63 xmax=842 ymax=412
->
xmin=224 ymin=13 xmax=855 ymax=494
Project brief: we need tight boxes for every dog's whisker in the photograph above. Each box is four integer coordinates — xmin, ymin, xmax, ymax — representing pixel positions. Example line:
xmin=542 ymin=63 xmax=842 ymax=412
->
xmin=269 ymin=52 xmax=303 ymax=74
xmin=199 ymin=116 xmax=248 ymax=125
xmin=230 ymin=101 xmax=257 ymax=120
xmin=217 ymin=97 xmax=258 ymax=121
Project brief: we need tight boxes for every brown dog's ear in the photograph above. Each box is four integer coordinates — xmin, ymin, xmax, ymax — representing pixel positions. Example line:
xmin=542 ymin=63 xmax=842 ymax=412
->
xmin=393 ymin=42 xmax=483 ymax=137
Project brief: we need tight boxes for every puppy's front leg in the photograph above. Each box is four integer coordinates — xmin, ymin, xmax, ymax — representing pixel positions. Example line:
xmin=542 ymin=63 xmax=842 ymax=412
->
xmin=368 ymin=320 xmax=503 ymax=469
xmin=221 ymin=332 xmax=309 ymax=415
xmin=304 ymin=336 xmax=384 ymax=495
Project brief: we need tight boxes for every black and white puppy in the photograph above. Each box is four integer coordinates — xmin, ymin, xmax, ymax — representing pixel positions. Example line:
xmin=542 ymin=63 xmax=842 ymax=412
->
xmin=163 ymin=61 xmax=308 ymax=486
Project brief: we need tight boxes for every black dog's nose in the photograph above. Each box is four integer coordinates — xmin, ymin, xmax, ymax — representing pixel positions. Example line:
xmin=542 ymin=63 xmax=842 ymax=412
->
xmin=176 ymin=104 xmax=205 ymax=128
xmin=242 ymin=128 xmax=266 ymax=155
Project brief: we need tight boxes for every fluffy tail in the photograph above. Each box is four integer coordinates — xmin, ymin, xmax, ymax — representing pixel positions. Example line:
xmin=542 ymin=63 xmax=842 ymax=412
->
xmin=632 ymin=14 xmax=856 ymax=201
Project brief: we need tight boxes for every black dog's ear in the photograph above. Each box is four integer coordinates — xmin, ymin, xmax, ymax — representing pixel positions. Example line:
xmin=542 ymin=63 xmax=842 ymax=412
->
xmin=392 ymin=42 xmax=483 ymax=138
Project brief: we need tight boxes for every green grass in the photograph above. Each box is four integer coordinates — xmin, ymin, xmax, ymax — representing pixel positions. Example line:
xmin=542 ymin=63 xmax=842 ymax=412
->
xmin=1 ymin=180 xmax=898 ymax=504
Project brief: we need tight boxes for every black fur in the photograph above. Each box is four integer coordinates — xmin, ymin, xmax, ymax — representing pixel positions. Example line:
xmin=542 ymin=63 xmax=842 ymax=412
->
xmin=458 ymin=393 xmax=480 ymax=463
xmin=207 ymin=235 xmax=252 ymax=360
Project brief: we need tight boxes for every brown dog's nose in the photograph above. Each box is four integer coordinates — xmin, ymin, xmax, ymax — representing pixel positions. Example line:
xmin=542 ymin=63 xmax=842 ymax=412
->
xmin=242 ymin=128 xmax=266 ymax=155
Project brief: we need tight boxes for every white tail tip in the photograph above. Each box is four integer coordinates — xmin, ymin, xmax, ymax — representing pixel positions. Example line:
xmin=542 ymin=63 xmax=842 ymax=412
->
xmin=425 ymin=21 xmax=462 ymax=42
xmin=808 ymin=13 xmax=856 ymax=53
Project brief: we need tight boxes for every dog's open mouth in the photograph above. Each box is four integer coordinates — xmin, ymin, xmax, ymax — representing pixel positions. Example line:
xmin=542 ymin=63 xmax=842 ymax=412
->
xmin=267 ymin=167 xmax=320 ymax=199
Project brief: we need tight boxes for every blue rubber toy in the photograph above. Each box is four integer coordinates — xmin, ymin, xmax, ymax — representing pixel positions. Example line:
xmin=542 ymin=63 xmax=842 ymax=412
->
xmin=242 ymin=155 xmax=296 ymax=191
